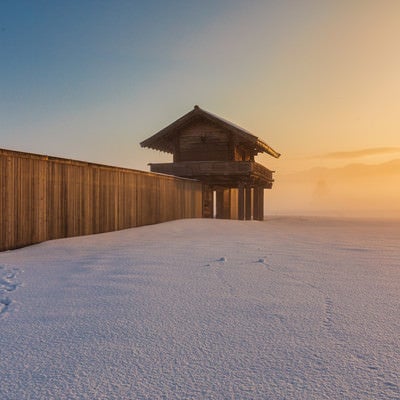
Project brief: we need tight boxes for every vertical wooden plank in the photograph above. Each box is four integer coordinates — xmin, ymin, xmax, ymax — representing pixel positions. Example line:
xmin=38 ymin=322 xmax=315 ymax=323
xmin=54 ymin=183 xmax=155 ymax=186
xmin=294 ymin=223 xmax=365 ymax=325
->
xmin=15 ymin=156 xmax=21 ymax=247
xmin=48 ymin=161 xmax=59 ymax=239
xmin=196 ymin=182 xmax=203 ymax=217
xmin=136 ymin=173 xmax=142 ymax=226
xmin=113 ymin=170 xmax=119 ymax=231
xmin=75 ymin=165 xmax=82 ymax=236
xmin=129 ymin=173 xmax=137 ymax=227
xmin=6 ymin=156 xmax=15 ymax=249
xmin=153 ymin=175 xmax=160 ymax=224
xmin=0 ymin=154 xmax=4 ymax=250
xmin=114 ymin=169 xmax=119 ymax=230
xmin=173 ymin=179 xmax=178 ymax=220
xmin=46 ymin=160 xmax=52 ymax=239
xmin=118 ymin=172 xmax=124 ymax=230
xmin=183 ymin=181 xmax=188 ymax=219
xmin=38 ymin=159 xmax=47 ymax=243
xmin=92 ymin=167 xmax=99 ymax=234
xmin=31 ymin=159 xmax=38 ymax=243
xmin=81 ymin=166 xmax=89 ymax=235
xmin=159 ymin=178 xmax=166 ymax=222
xmin=98 ymin=168 xmax=106 ymax=233
xmin=65 ymin=164 xmax=71 ymax=237
xmin=177 ymin=181 xmax=182 ymax=219
xmin=15 ymin=156 xmax=22 ymax=247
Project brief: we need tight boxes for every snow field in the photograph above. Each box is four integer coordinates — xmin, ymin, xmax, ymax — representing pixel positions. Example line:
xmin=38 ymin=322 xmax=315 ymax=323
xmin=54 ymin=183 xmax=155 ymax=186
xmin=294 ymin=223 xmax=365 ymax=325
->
xmin=0 ymin=217 xmax=399 ymax=399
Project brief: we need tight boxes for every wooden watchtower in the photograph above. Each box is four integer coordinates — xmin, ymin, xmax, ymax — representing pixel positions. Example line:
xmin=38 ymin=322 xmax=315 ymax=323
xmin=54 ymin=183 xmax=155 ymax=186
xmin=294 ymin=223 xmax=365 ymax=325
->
xmin=140 ymin=106 xmax=280 ymax=220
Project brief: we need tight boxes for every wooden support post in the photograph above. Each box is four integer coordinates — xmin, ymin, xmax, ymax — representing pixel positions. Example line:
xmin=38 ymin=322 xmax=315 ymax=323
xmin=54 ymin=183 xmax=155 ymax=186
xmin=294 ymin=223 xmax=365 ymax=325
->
xmin=259 ymin=187 xmax=264 ymax=221
xmin=238 ymin=184 xmax=245 ymax=220
xmin=202 ymin=185 xmax=214 ymax=218
xmin=253 ymin=187 xmax=260 ymax=221
xmin=215 ymin=189 xmax=232 ymax=219
xmin=222 ymin=189 xmax=231 ymax=219
xmin=216 ymin=189 xmax=224 ymax=219
xmin=229 ymin=188 xmax=238 ymax=220
xmin=245 ymin=187 xmax=252 ymax=220
xmin=253 ymin=187 xmax=264 ymax=221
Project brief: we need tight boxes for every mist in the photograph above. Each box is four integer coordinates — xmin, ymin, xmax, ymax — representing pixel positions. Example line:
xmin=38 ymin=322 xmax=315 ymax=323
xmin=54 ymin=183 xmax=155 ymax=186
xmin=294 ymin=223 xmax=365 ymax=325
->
xmin=267 ymin=159 xmax=400 ymax=218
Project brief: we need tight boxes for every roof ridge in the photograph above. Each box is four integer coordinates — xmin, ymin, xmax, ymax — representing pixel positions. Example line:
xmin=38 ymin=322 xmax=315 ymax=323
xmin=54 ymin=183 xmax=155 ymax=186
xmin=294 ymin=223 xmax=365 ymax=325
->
xmin=140 ymin=106 xmax=280 ymax=158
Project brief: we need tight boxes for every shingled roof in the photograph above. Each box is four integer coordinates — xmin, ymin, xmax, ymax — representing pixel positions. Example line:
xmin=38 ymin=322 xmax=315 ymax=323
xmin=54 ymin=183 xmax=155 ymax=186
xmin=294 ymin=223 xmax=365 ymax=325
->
xmin=140 ymin=105 xmax=281 ymax=158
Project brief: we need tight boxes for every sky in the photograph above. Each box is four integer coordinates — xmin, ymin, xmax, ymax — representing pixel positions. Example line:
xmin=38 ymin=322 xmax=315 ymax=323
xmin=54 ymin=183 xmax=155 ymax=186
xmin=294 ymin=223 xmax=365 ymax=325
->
xmin=1 ymin=0 xmax=400 ymax=216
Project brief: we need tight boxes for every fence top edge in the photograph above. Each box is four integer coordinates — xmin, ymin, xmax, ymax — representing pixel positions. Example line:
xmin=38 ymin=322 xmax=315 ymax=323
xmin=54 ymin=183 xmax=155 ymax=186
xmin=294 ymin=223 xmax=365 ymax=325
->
xmin=0 ymin=147 xmax=201 ymax=183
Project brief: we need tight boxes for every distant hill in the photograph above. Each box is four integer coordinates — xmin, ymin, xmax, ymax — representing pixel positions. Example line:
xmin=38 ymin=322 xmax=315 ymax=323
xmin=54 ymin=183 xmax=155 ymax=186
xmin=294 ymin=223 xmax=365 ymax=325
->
xmin=283 ymin=158 xmax=400 ymax=182
xmin=268 ymin=159 xmax=400 ymax=217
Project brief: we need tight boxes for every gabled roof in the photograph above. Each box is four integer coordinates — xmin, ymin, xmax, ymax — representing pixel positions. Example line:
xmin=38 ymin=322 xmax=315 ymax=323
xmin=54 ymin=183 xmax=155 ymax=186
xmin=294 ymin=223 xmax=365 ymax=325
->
xmin=140 ymin=105 xmax=281 ymax=158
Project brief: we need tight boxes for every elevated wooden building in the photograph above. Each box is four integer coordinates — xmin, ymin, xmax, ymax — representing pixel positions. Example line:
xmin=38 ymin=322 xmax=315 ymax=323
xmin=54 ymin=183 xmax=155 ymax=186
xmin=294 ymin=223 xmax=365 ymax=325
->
xmin=141 ymin=106 xmax=280 ymax=220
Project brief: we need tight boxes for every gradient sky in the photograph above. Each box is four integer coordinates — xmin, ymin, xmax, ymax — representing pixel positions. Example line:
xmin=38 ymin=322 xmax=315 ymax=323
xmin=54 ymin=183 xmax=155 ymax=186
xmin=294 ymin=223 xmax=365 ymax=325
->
xmin=1 ymin=1 xmax=400 ymax=214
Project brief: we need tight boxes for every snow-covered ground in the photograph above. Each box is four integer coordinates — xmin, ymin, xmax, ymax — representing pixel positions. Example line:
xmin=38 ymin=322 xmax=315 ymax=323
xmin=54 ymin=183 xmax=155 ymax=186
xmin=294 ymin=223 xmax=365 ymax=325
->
xmin=0 ymin=217 xmax=399 ymax=399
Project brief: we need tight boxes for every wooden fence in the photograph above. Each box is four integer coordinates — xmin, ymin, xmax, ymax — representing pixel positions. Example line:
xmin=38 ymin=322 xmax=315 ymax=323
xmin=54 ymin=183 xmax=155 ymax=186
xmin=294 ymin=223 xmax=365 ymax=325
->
xmin=0 ymin=148 xmax=202 ymax=251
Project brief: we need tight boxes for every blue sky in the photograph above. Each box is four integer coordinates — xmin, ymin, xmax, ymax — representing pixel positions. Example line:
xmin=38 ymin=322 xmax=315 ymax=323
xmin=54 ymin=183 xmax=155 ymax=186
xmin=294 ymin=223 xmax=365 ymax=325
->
xmin=1 ymin=1 xmax=227 ymax=111
xmin=1 ymin=0 xmax=400 ymax=174
xmin=1 ymin=1 xmax=251 ymax=166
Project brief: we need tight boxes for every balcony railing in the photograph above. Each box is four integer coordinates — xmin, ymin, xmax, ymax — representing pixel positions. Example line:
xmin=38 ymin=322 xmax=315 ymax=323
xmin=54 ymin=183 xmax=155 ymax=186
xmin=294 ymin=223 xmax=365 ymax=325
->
xmin=149 ymin=161 xmax=273 ymax=182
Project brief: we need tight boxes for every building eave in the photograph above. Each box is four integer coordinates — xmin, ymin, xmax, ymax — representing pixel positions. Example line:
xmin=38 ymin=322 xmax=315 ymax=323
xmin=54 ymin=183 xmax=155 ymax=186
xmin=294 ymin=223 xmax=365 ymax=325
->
xmin=140 ymin=105 xmax=280 ymax=158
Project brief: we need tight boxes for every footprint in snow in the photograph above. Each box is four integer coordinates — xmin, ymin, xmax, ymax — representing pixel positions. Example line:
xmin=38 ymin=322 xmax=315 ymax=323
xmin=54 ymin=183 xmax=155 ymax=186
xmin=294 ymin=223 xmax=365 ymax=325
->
xmin=203 ymin=258 xmax=226 ymax=267
xmin=0 ymin=275 xmax=19 ymax=292
xmin=322 ymin=297 xmax=334 ymax=331
xmin=0 ymin=267 xmax=21 ymax=319
xmin=257 ymin=258 xmax=271 ymax=268
xmin=0 ymin=297 xmax=11 ymax=318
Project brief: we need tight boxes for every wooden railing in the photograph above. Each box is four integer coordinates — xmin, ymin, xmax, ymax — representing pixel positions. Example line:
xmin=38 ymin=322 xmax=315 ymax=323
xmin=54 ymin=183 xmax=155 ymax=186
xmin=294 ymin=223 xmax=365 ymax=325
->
xmin=150 ymin=161 xmax=274 ymax=182
xmin=251 ymin=162 xmax=274 ymax=181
